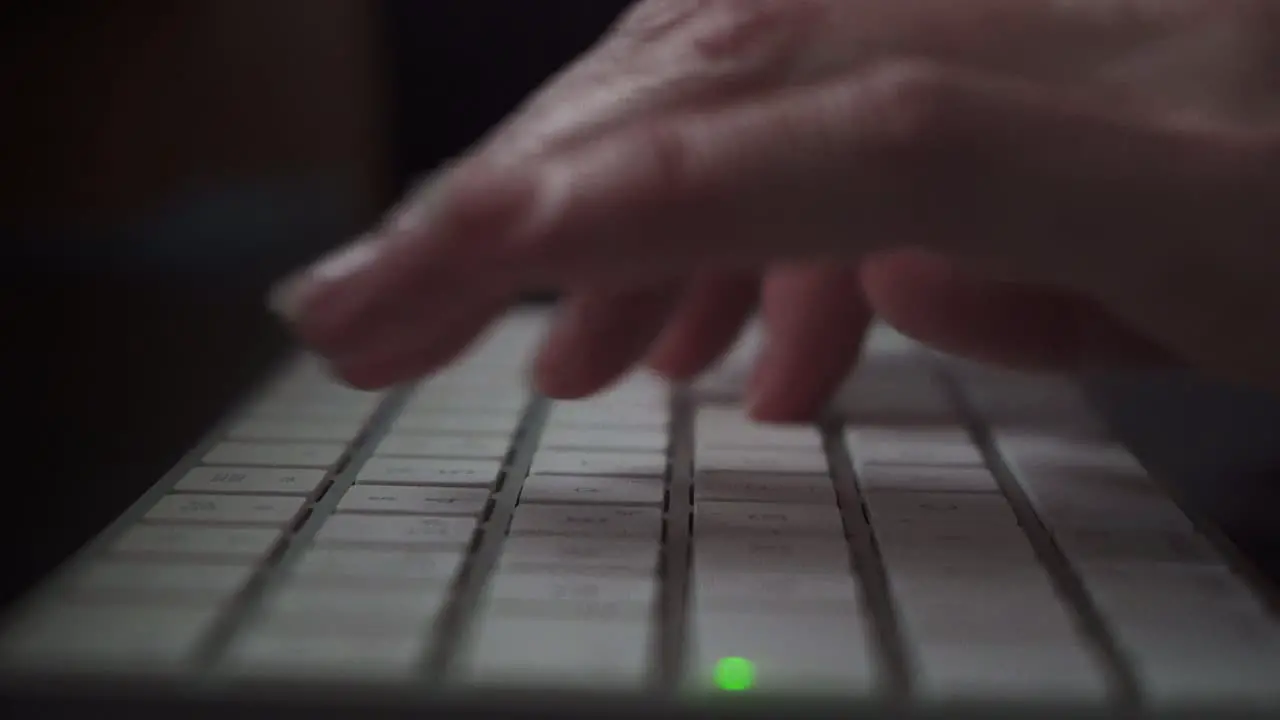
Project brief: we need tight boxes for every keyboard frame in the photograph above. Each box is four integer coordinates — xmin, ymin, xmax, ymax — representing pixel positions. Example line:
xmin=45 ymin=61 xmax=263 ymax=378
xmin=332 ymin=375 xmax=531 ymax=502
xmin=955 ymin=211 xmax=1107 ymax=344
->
xmin=3 ymin=345 xmax=1279 ymax=720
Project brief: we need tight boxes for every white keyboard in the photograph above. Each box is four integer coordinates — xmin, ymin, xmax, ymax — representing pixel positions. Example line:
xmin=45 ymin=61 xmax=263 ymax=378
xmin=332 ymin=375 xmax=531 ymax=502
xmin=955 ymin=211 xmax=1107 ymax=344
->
xmin=1 ymin=311 xmax=1277 ymax=718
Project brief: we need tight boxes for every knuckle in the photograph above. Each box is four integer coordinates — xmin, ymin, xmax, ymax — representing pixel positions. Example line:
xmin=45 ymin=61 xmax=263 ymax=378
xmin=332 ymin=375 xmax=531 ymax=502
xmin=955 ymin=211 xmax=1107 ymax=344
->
xmin=633 ymin=121 xmax=701 ymax=199
xmin=859 ymin=61 xmax=960 ymax=150
xmin=835 ymin=61 xmax=971 ymax=236
xmin=613 ymin=0 xmax=827 ymax=66
xmin=612 ymin=0 xmax=707 ymax=43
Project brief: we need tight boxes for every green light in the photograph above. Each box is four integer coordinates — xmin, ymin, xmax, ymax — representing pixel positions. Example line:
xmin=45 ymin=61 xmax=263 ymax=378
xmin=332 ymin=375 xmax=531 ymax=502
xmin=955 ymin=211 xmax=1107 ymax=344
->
xmin=714 ymin=657 xmax=755 ymax=691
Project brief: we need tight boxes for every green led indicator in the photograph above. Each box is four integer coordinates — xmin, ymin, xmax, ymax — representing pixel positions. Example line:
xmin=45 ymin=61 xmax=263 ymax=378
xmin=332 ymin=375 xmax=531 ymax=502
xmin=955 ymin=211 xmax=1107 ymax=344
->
xmin=714 ymin=657 xmax=756 ymax=691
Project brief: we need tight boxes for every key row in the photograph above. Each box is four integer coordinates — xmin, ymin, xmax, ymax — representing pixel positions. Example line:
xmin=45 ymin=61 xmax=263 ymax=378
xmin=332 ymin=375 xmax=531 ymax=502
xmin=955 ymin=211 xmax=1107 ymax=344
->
xmin=687 ymin=412 xmax=876 ymax=696
xmin=457 ymin=379 xmax=672 ymax=686
xmin=992 ymin=429 xmax=1280 ymax=705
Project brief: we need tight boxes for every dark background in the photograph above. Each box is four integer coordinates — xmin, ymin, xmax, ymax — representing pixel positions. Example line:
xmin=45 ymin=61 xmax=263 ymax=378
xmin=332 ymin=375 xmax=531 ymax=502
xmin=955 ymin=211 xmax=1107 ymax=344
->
xmin=3 ymin=0 xmax=1277 ymax=609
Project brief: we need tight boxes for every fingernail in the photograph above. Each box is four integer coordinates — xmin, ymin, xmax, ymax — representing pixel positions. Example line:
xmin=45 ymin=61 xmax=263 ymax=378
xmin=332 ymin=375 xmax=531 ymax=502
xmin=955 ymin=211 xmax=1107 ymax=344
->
xmin=268 ymin=234 xmax=382 ymax=325
xmin=267 ymin=166 xmax=458 ymax=330
xmin=381 ymin=164 xmax=456 ymax=236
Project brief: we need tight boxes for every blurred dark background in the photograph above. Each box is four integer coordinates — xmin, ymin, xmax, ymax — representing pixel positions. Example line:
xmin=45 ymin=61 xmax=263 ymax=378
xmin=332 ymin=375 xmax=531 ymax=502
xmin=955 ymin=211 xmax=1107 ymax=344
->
xmin=2 ymin=0 xmax=1277 ymax=607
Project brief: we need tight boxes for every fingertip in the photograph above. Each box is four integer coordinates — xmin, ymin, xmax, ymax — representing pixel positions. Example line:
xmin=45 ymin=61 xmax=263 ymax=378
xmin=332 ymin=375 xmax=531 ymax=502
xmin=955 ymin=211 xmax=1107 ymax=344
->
xmin=746 ymin=266 xmax=870 ymax=424
xmin=645 ymin=274 xmax=758 ymax=381
xmin=328 ymin=298 xmax=509 ymax=391
xmin=745 ymin=372 xmax=829 ymax=423
xmin=533 ymin=286 xmax=680 ymax=400
xmin=532 ymin=341 xmax=591 ymax=399
xmin=272 ymin=164 xmax=538 ymax=357
xmin=329 ymin=363 xmax=402 ymax=392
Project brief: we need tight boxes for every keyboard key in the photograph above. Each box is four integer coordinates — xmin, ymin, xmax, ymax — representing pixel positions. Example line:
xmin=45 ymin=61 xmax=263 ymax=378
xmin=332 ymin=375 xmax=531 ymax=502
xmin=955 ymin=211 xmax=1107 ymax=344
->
xmin=995 ymin=433 xmax=1140 ymax=473
xmin=1079 ymin=564 xmax=1269 ymax=621
xmin=994 ymin=429 xmax=1222 ymax=568
xmin=876 ymin=541 xmax=1039 ymax=576
xmin=143 ymin=494 xmax=307 ymax=527
xmin=406 ymin=388 xmax=527 ymax=413
xmin=508 ymin=505 xmax=662 ymax=541
xmin=459 ymin=616 xmax=653 ymax=688
xmin=1020 ymin=482 xmax=1191 ymax=534
xmin=695 ymin=410 xmax=823 ymax=451
xmin=865 ymin=491 xmax=1029 ymax=555
xmin=260 ymin=384 xmax=377 ymax=407
xmin=1089 ymin=579 xmax=1280 ymax=708
xmin=845 ymin=427 xmax=985 ymax=467
xmin=0 ymin=604 xmax=221 ymax=670
xmin=337 ymin=485 xmax=489 ymax=516
xmin=890 ymin=577 xmax=1084 ymax=648
xmin=59 ymin=561 xmax=258 ymax=604
xmin=111 ymin=525 xmax=284 ymax=562
xmin=827 ymin=369 xmax=959 ymax=424
xmin=546 ymin=405 xmax=667 ymax=430
xmin=173 ymin=467 xmax=329 ymax=497
xmin=530 ymin=450 xmax=666 ymax=478
xmin=694 ymin=537 xmax=852 ymax=575
xmin=692 ymin=571 xmax=860 ymax=614
xmin=694 ymin=471 xmax=837 ymax=505
xmin=256 ymin=584 xmax=450 ymax=630
xmin=914 ymin=643 xmax=1109 ymax=702
xmin=427 ymin=367 xmax=521 ymax=383
xmin=866 ymin=489 xmax=1109 ymax=702
xmin=222 ymin=633 xmax=425 ymax=680
xmin=313 ymin=515 xmax=478 ymax=549
xmin=415 ymin=375 xmax=525 ymax=392
xmin=694 ymin=501 xmax=845 ymax=537
xmin=484 ymin=571 xmax=657 ymax=616
xmin=959 ymin=375 xmax=1107 ymax=436
xmin=857 ymin=465 xmax=1000 ymax=494
xmin=391 ymin=412 xmax=520 ymax=436
xmin=225 ymin=418 xmax=365 ymax=443
xmin=357 ymin=457 xmax=503 ymax=488
xmin=241 ymin=401 xmax=376 ymax=421
xmin=374 ymin=435 xmax=512 ymax=460
xmin=862 ymin=320 xmax=925 ymax=356
xmin=498 ymin=536 xmax=660 ymax=576
xmin=862 ymin=491 xmax=1025 ymax=544
xmin=694 ymin=449 xmax=829 ymax=475
xmin=201 ymin=442 xmax=346 ymax=469
xmin=540 ymin=428 xmax=668 ymax=453
xmin=289 ymin=547 xmax=465 ymax=587
xmin=686 ymin=610 xmax=877 ymax=694
xmin=520 ymin=474 xmax=665 ymax=507
xmin=999 ymin=434 xmax=1200 ymax=534
xmin=1053 ymin=526 xmax=1219 ymax=566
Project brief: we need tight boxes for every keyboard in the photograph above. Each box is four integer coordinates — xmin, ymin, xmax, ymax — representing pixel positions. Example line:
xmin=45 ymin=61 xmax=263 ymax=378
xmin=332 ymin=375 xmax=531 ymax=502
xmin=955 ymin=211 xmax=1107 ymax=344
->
xmin=2 ymin=309 xmax=1277 ymax=718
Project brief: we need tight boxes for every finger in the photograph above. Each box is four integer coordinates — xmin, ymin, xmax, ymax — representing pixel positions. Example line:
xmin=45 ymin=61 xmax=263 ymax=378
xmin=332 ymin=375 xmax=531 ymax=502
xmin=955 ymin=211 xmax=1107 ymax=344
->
xmin=277 ymin=63 xmax=1259 ymax=355
xmin=860 ymin=248 xmax=1179 ymax=371
xmin=470 ymin=64 xmax=1249 ymax=290
xmin=273 ymin=167 xmax=531 ymax=353
xmin=533 ymin=284 xmax=682 ymax=399
xmin=272 ymin=0 xmax=822 ymax=354
xmin=273 ymin=0 xmax=1249 ymax=345
xmin=748 ymin=265 xmax=872 ymax=422
xmin=332 ymin=294 xmax=512 ymax=390
xmin=645 ymin=272 xmax=758 ymax=380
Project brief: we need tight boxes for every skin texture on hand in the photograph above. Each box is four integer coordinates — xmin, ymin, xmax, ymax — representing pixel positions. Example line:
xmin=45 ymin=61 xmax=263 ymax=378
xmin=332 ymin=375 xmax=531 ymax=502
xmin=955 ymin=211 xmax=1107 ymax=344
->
xmin=270 ymin=0 xmax=1280 ymax=420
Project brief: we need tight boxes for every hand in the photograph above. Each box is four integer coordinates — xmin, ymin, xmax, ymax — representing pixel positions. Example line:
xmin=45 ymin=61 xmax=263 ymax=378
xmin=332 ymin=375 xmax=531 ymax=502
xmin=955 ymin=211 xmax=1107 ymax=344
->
xmin=270 ymin=0 xmax=1280 ymax=420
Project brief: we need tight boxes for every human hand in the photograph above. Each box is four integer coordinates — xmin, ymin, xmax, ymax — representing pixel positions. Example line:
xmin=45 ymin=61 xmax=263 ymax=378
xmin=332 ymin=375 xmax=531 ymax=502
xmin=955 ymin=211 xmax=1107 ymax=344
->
xmin=270 ymin=0 xmax=1280 ymax=420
